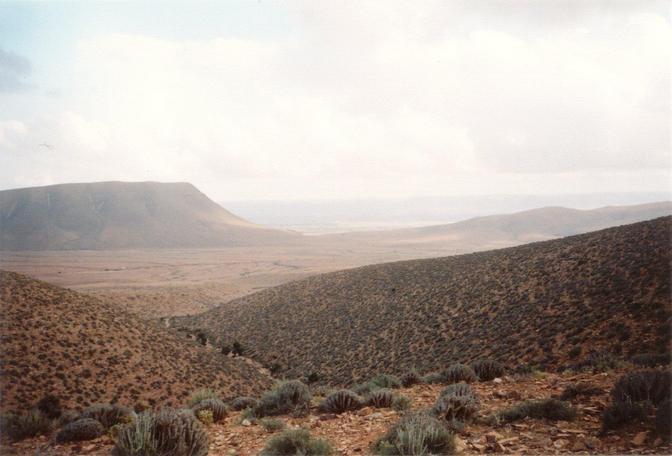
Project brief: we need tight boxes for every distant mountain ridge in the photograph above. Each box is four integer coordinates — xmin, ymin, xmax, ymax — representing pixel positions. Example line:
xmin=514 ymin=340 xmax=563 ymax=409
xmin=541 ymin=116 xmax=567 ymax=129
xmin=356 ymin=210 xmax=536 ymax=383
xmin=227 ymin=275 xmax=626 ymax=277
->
xmin=322 ymin=201 xmax=672 ymax=249
xmin=0 ymin=181 xmax=298 ymax=250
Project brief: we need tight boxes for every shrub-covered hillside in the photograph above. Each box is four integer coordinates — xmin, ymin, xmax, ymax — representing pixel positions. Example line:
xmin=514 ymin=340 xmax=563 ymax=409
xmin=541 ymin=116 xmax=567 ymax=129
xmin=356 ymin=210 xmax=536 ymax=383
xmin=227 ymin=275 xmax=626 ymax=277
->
xmin=0 ymin=271 xmax=273 ymax=412
xmin=176 ymin=217 xmax=671 ymax=386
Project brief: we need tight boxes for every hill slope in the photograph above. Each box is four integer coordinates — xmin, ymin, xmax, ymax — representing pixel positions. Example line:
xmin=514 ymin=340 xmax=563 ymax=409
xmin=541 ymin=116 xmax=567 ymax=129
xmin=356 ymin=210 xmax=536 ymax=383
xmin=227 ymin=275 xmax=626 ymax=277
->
xmin=0 ymin=270 xmax=272 ymax=411
xmin=0 ymin=181 xmax=298 ymax=250
xmin=321 ymin=201 xmax=672 ymax=249
xmin=177 ymin=217 xmax=672 ymax=385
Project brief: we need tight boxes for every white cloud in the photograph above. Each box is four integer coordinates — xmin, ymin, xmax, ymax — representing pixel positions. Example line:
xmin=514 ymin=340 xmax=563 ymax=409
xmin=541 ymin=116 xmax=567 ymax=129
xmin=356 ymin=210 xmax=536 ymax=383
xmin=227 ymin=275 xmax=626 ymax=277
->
xmin=0 ymin=1 xmax=669 ymax=199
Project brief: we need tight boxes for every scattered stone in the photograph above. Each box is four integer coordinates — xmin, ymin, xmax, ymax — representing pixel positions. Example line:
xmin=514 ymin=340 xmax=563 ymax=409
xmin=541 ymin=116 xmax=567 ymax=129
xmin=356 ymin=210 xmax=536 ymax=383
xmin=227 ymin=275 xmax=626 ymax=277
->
xmin=632 ymin=431 xmax=647 ymax=446
xmin=553 ymin=438 xmax=569 ymax=449
xmin=493 ymin=378 xmax=503 ymax=384
xmin=584 ymin=437 xmax=601 ymax=449
xmin=486 ymin=431 xmax=504 ymax=443
xmin=572 ymin=440 xmax=587 ymax=451
xmin=241 ymin=419 xmax=251 ymax=426
xmin=366 ymin=412 xmax=384 ymax=420
xmin=454 ymin=435 xmax=467 ymax=453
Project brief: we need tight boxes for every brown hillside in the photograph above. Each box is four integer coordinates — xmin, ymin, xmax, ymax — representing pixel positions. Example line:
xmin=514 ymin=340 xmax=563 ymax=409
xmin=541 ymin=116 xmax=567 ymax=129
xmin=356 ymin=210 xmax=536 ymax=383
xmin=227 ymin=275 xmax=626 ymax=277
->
xmin=0 ymin=181 xmax=299 ymax=250
xmin=176 ymin=217 xmax=672 ymax=386
xmin=0 ymin=270 xmax=273 ymax=412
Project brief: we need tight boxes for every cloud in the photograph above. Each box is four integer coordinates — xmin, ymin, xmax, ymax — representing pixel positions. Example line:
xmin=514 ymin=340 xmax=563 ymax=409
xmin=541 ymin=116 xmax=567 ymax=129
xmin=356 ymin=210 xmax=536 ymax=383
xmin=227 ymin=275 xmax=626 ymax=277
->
xmin=0 ymin=1 xmax=669 ymax=199
xmin=0 ymin=48 xmax=32 ymax=92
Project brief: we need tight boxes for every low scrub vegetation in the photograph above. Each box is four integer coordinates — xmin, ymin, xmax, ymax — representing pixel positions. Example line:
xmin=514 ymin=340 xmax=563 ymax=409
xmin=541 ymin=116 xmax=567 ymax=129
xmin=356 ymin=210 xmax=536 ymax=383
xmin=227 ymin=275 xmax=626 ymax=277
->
xmin=373 ymin=412 xmax=455 ymax=455
xmin=192 ymin=398 xmax=227 ymax=423
xmin=559 ymin=382 xmax=603 ymax=401
xmin=80 ymin=404 xmax=134 ymax=429
xmin=260 ymin=417 xmax=286 ymax=432
xmin=610 ymin=370 xmax=671 ymax=405
xmin=56 ymin=418 xmax=104 ymax=443
xmin=318 ymin=389 xmax=363 ymax=414
xmin=0 ymin=410 xmax=52 ymax=442
xmin=601 ymin=369 xmax=671 ymax=432
xmin=601 ymin=402 xmax=648 ymax=432
xmin=471 ymin=359 xmax=504 ymax=381
xmin=442 ymin=363 xmax=477 ymax=384
xmin=431 ymin=382 xmax=479 ymax=429
xmin=400 ymin=371 xmax=422 ymax=388
xmin=366 ymin=388 xmax=396 ymax=408
xmin=113 ymin=408 xmax=208 ymax=456
xmin=260 ymin=429 xmax=332 ymax=456
xmin=187 ymin=389 xmax=220 ymax=408
xmin=630 ymin=353 xmax=671 ymax=368
xmin=254 ymin=380 xmax=312 ymax=418
xmin=230 ymin=396 xmax=258 ymax=411
xmin=493 ymin=399 xmax=576 ymax=424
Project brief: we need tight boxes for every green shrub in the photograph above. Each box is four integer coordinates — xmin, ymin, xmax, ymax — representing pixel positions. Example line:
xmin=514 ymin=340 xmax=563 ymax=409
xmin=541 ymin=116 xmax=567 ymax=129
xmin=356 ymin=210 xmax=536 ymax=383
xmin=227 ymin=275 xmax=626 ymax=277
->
xmin=422 ymin=372 xmax=444 ymax=384
xmin=1 ymin=410 xmax=52 ymax=442
xmin=370 ymin=374 xmax=402 ymax=389
xmin=260 ymin=429 xmax=332 ymax=455
xmin=192 ymin=398 xmax=227 ymax=423
xmin=442 ymin=364 xmax=476 ymax=384
xmin=373 ymin=412 xmax=455 ymax=455
xmin=366 ymin=389 xmax=396 ymax=408
xmin=352 ymin=383 xmax=374 ymax=395
xmin=400 ymin=371 xmax=422 ymax=388
xmin=438 ymin=382 xmax=474 ymax=399
xmin=113 ymin=408 xmax=208 ymax=456
xmin=236 ymin=408 xmax=257 ymax=425
xmin=80 ymin=404 xmax=134 ymax=429
xmin=254 ymin=380 xmax=312 ymax=418
xmin=494 ymin=399 xmax=576 ymax=424
xmin=319 ymin=390 xmax=363 ymax=414
xmin=559 ymin=383 xmax=603 ymax=401
xmin=230 ymin=396 xmax=258 ymax=411
xmin=432 ymin=383 xmax=478 ymax=428
xmin=58 ymin=410 xmax=79 ymax=427
xmin=601 ymin=402 xmax=648 ymax=431
xmin=574 ymin=351 xmax=620 ymax=372
xmin=56 ymin=418 xmax=104 ymax=443
xmin=188 ymin=389 xmax=220 ymax=407
xmin=656 ymin=399 xmax=671 ymax=438
xmin=631 ymin=353 xmax=671 ymax=368
xmin=194 ymin=410 xmax=213 ymax=426
xmin=392 ymin=395 xmax=412 ymax=412
xmin=260 ymin=417 xmax=286 ymax=432
xmin=36 ymin=394 xmax=62 ymax=419
xmin=471 ymin=359 xmax=504 ymax=381
xmin=611 ymin=370 xmax=671 ymax=405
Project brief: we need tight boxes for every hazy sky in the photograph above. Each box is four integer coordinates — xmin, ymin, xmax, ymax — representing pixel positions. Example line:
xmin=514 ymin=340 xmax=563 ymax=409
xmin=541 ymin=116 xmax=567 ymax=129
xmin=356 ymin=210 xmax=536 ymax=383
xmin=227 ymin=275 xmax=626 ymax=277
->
xmin=0 ymin=1 xmax=670 ymax=201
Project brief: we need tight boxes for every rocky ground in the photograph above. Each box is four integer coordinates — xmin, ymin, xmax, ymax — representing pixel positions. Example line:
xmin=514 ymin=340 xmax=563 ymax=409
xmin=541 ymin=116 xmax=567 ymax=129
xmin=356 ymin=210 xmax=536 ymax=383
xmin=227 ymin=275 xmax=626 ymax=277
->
xmin=4 ymin=369 xmax=670 ymax=455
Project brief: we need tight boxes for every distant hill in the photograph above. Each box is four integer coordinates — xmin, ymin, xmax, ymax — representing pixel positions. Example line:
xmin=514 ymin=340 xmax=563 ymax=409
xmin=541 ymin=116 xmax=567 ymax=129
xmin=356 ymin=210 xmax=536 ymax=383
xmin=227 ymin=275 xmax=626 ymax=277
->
xmin=176 ymin=217 xmax=672 ymax=386
xmin=320 ymin=201 xmax=672 ymax=251
xmin=0 ymin=181 xmax=299 ymax=250
xmin=0 ymin=270 xmax=272 ymax=411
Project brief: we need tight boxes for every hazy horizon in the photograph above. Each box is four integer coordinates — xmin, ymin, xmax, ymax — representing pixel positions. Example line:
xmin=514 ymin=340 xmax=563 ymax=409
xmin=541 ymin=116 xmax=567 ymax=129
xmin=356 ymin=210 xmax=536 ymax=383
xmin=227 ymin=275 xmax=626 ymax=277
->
xmin=223 ymin=190 xmax=671 ymax=233
xmin=1 ymin=0 xmax=670 ymax=202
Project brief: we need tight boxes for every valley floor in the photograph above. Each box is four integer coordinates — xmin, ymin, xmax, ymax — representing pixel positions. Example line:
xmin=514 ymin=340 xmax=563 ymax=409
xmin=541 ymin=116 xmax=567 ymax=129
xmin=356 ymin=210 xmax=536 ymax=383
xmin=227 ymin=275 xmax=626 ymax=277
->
xmin=5 ymin=369 xmax=670 ymax=455
xmin=0 ymin=243 xmax=467 ymax=319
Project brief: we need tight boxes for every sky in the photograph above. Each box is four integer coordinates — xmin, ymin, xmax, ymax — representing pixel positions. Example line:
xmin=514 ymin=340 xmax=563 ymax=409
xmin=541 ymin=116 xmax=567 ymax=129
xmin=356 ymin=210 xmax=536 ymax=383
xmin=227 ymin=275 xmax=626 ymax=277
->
xmin=0 ymin=0 xmax=670 ymax=202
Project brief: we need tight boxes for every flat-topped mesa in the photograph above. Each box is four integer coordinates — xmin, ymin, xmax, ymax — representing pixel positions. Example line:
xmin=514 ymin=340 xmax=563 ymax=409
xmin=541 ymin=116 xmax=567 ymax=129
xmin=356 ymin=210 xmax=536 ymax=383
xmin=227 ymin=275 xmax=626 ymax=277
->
xmin=0 ymin=181 xmax=300 ymax=250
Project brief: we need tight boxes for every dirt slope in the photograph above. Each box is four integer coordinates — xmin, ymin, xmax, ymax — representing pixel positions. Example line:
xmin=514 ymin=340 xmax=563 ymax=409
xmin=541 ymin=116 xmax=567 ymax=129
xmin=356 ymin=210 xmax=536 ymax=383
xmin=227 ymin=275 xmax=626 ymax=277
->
xmin=0 ymin=270 xmax=273 ymax=412
xmin=177 ymin=217 xmax=672 ymax=386
xmin=0 ymin=181 xmax=298 ymax=250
